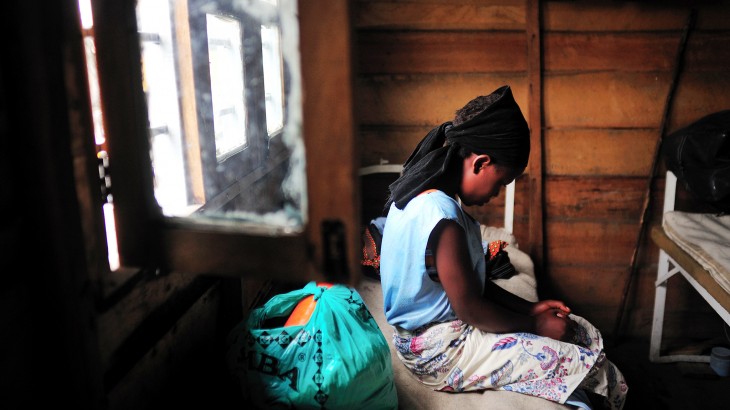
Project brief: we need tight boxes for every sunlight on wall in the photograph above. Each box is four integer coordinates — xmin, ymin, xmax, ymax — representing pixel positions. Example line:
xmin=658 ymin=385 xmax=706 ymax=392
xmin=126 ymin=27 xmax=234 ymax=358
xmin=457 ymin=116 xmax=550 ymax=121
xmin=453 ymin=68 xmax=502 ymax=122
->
xmin=103 ymin=203 xmax=120 ymax=271
xmin=79 ymin=0 xmax=119 ymax=271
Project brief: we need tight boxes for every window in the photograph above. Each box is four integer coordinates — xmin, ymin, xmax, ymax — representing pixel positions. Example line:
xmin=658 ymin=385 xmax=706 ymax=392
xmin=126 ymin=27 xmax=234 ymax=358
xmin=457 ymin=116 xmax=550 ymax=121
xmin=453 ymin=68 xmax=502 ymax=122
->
xmin=86 ymin=0 xmax=360 ymax=283
xmin=130 ymin=0 xmax=292 ymax=217
xmin=261 ymin=24 xmax=284 ymax=136
xmin=207 ymin=14 xmax=248 ymax=160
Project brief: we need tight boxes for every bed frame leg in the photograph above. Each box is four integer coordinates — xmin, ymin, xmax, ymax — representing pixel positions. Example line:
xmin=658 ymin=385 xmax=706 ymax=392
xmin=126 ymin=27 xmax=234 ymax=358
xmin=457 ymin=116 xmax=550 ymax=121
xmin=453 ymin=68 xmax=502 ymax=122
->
xmin=650 ymin=251 xmax=671 ymax=362
xmin=649 ymin=250 xmax=713 ymax=363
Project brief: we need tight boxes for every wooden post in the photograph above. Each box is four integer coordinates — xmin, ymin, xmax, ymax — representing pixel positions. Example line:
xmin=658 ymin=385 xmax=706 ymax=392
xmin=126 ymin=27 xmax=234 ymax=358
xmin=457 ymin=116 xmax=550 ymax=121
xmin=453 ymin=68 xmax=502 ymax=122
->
xmin=300 ymin=0 xmax=360 ymax=284
xmin=526 ymin=0 xmax=545 ymax=278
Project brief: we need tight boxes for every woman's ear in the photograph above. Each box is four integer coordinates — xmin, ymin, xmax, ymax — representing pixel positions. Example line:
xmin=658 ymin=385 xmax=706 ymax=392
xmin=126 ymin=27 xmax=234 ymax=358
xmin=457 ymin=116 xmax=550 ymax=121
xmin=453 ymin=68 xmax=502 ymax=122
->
xmin=472 ymin=154 xmax=492 ymax=174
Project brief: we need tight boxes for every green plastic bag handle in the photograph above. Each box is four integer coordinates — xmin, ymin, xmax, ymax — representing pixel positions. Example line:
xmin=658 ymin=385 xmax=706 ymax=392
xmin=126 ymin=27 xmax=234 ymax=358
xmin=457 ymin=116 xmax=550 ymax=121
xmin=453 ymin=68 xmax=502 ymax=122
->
xmin=248 ymin=281 xmax=333 ymax=329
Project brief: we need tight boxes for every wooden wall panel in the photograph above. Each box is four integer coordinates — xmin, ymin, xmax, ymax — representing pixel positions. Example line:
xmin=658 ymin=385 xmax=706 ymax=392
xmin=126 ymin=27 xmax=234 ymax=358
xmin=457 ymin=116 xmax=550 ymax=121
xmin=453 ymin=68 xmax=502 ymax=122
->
xmin=630 ymin=276 xmax=728 ymax=341
xmin=106 ymin=285 xmax=221 ymax=410
xmin=548 ymin=266 xmax=627 ymax=309
xmin=546 ymin=220 xmax=637 ymax=267
xmin=546 ymin=176 xmax=648 ymax=220
xmin=96 ymin=272 xmax=198 ymax=370
xmin=357 ymin=32 xmax=526 ymax=74
xmin=354 ymin=0 xmax=526 ymax=31
xmin=544 ymin=72 xmax=670 ymax=129
xmin=544 ymin=33 xmax=677 ymax=72
xmin=670 ymin=71 xmax=730 ymax=130
xmin=350 ymin=31 xmax=730 ymax=76
xmin=546 ymin=73 xmax=730 ymax=131
xmin=358 ymin=75 xmax=529 ymax=126
xmin=360 ymin=126 xmax=432 ymax=166
xmin=550 ymin=265 xmax=723 ymax=340
xmin=545 ymin=130 xmax=657 ymax=176
xmin=544 ymin=2 xmax=730 ymax=31
xmin=545 ymin=2 xmax=686 ymax=31
xmin=544 ymin=32 xmax=730 ymax=73
xmin=683 ymin=33 xmax=730 ymax=72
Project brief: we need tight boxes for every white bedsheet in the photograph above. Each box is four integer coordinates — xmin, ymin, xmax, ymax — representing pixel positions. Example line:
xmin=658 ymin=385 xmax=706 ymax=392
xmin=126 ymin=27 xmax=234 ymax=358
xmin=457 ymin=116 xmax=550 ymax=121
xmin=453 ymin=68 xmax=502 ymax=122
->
xmin=662 ymin=211 xmax=730 ymax=295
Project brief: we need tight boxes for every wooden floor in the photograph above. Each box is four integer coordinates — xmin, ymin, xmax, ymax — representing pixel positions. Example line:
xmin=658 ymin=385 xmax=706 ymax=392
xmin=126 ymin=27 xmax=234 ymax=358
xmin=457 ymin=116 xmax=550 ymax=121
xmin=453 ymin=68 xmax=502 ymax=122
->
xmin=606 ymin=338 xmax=730 ymax=410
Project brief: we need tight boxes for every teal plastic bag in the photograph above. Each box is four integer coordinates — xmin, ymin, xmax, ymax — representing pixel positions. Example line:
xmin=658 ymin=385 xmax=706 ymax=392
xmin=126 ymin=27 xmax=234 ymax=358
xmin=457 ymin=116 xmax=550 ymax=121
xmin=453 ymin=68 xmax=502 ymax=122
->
xmin=227 ymin=282 xmax=398 ymax=409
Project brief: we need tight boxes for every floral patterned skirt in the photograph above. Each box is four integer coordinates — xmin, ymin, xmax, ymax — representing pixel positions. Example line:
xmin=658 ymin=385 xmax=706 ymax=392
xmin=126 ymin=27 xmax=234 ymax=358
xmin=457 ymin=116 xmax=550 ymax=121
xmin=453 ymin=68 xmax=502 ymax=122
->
xmin=393 ymin=314 xmax=627 ymax=409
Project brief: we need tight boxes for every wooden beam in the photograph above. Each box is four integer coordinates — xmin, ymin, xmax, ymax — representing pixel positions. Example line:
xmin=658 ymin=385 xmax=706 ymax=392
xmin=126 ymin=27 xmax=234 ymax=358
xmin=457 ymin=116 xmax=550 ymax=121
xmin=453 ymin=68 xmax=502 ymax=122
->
xmin=526 ymin=0 xmax=545 ymax=277
xmin=173 ymin=0 xmax=205 ymax=205
xmin=301 ymin=0 xmax=360 ymax=284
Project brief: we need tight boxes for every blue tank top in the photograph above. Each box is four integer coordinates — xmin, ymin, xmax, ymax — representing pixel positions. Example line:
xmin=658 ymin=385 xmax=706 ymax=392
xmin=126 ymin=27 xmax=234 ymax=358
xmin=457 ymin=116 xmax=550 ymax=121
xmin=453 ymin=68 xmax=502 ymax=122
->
xmin=380 ymin=190 xmax=486 ymax=330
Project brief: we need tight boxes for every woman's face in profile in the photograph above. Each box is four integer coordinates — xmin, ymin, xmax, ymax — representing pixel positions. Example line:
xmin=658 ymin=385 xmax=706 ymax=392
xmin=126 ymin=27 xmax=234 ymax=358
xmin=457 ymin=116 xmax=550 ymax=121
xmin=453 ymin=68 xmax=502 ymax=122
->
xmin=459 ymin=154 xmax=521 ymax=207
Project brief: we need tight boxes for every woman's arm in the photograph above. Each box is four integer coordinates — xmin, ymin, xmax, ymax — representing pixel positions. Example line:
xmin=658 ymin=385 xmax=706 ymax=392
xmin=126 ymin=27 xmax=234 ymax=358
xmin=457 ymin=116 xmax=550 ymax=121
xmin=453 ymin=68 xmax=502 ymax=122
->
xmin=482 ymin=279 xmax=533 ymax=314
xmin=483 ymin=280 xmax=570 ymax=317
xmin=432 ymin=220 xmax=572 ymax=340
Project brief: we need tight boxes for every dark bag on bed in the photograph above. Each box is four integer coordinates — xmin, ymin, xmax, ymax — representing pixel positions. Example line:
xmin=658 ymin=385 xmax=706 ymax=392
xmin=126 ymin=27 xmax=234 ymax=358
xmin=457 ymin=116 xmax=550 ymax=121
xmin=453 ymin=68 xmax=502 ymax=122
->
xmin=662 ymin=110 xmax=730 ymax=212
xmin=484 ymin=240 xmax=517 ymax=281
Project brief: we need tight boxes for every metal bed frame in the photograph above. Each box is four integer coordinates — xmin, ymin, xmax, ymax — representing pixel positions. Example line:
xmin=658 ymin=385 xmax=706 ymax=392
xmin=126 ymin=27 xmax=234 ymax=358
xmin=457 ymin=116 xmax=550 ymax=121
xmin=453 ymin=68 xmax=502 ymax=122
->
xmin=649 ymin=170 xmax=730 ymax=363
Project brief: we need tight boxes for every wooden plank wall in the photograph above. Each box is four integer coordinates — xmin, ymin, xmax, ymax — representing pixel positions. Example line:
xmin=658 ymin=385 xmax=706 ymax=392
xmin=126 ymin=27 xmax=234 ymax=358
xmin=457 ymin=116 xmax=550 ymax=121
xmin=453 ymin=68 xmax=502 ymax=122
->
xmin=354 ymin=0 xmax=730 ymax=342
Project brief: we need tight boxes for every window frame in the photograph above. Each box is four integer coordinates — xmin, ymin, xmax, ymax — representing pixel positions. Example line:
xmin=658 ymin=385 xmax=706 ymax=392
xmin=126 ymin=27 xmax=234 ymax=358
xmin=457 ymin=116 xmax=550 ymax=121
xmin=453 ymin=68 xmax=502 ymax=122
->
xmin=89 ymin=0 xmax=360 ymax=283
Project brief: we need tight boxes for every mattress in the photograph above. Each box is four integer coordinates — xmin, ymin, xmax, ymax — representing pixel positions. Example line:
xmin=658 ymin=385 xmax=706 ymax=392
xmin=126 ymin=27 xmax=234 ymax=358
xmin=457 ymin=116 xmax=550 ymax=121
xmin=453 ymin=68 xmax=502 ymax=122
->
xmin=662 ymin=211 xmax=730 ymax=295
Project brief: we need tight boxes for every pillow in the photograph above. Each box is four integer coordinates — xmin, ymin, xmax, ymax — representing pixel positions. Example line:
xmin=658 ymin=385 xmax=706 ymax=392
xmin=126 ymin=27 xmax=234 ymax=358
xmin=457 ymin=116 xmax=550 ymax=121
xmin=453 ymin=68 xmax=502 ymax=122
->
xmin=481 ymin=225 xmax=538 ymax=302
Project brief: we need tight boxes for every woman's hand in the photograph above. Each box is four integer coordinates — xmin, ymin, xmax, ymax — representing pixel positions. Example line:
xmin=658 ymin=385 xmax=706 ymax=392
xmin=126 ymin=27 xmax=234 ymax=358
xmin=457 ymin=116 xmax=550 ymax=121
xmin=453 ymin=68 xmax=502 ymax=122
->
xmin=530 ymin=300 xmax=570 ymax=317
xmin=534 ymin=308 xmax=576 ymax=342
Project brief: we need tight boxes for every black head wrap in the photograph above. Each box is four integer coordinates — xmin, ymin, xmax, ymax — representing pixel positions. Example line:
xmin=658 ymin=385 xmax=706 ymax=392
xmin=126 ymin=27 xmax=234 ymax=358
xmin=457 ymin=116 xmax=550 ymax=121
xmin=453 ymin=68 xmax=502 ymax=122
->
xmin=387 ymin=85 xmax=530 ymax=210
